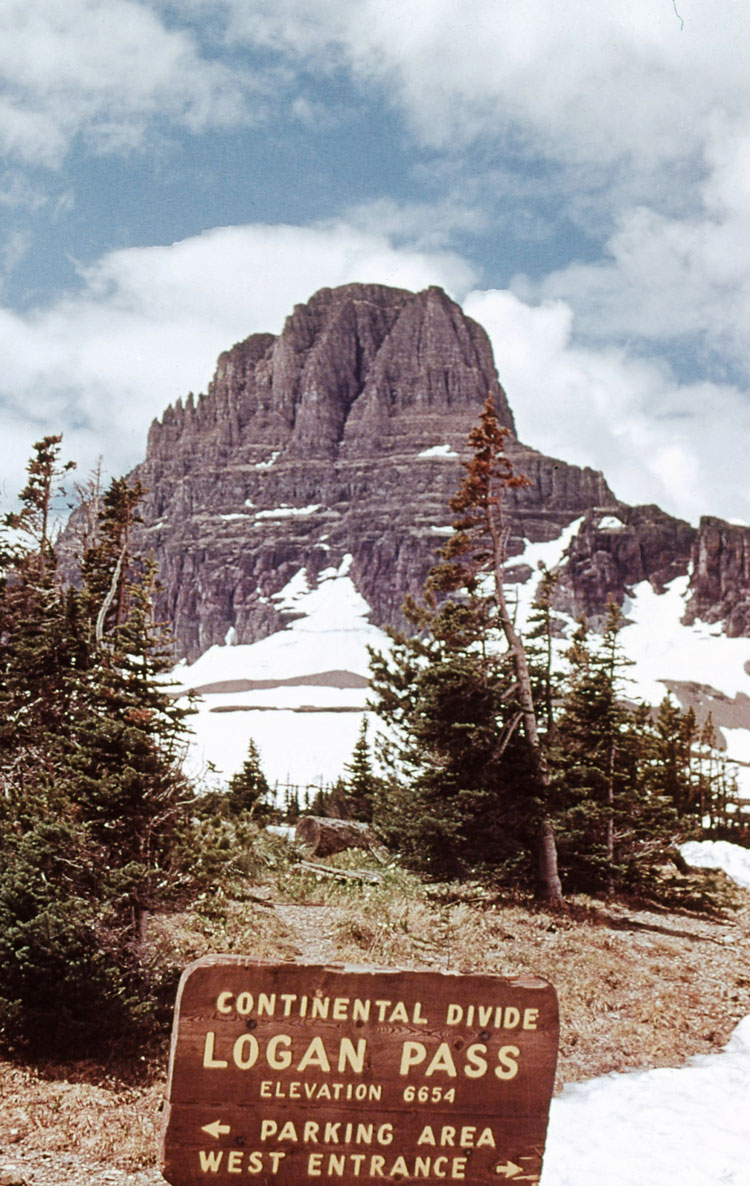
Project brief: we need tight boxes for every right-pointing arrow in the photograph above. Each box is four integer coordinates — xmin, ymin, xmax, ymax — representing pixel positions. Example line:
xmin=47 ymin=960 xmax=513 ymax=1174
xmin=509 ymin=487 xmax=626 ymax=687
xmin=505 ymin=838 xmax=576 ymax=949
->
xmin=494 ymin=1162 xmax=522 ymax=1178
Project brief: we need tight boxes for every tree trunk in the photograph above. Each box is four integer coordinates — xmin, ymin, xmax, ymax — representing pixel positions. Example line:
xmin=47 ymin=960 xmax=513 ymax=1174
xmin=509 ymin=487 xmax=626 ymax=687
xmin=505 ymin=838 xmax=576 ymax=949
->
xmin=606 ymin=738 xmax=615 ymax=897
xmin=537 ymin=817 xmax=563 ymax=904
xmin=488 ymin=517 xmax=564 ymax=906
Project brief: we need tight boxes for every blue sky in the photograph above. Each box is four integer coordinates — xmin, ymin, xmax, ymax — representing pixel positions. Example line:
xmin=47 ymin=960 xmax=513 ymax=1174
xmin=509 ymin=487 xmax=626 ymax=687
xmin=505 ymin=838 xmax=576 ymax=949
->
xmin=2 ymin=0 xmax=750 ymax=524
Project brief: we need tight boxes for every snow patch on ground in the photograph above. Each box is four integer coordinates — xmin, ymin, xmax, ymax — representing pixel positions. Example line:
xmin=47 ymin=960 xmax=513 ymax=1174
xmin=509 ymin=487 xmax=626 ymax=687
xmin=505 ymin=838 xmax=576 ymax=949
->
xmin=543 ymin=1015 xmax=750 ymax=1186
xmin=255 ymin=504 xmax=321 ymax=520
xmin=255 ymin=451 xmax=280 ymax=469
xmin=623 ymin=577 xmax=750 ymax=704
xmin=597 ymin=514 xmax=624 ymax=530
xmin=505 ymin=518 xmax=584 ymax=630
xmin=620 ymin=578 xmax=750 ymax=796
xmin=721 ymin=727 xmax=750 ymax=769
xmin=679 ymin=840 xmax=750 ymax=889
xmin=176 ymin=517 xmax=750 ymax=802
xmin=174 ymin=556 xmax=390 ymax=787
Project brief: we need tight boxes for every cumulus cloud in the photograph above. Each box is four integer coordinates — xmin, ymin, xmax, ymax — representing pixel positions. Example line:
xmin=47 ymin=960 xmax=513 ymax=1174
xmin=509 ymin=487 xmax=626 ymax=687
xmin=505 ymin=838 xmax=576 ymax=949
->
xmin=0 ymin=0 xmax=253 ymax=167
xmin=3 ymin=215 xmax=749 ymax=527
xmin=0 ymin=221 xmax=476 ymax=503
xmin=520 ymin=125 xmax=750 ymax=379
xmin=464 ymin=288 xmax=750 ymax=524
xmin=209 ymin=0 xmax=750 ymax=365
xmin=217 ymin=0 xmax=750 ymax=178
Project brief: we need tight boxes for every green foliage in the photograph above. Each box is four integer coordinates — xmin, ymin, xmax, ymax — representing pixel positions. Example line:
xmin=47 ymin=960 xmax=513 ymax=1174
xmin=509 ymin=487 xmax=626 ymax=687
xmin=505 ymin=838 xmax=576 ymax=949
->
xmin=368 ymin=401 xmax=743 ymax=901
xmin=226 ymin=738 xmax=273 ymax=818
xmin=308 ymin=777 xmax=351 ymax=820
xmin=0 ymin=439 xmax=222 ymax=1058
xmin=551 ymin=608 xmax=675 ymax=895
xmin=369 ymin=596 xmax=535 ymax=879
xmin=0 ymin=820 xmax=173 ymax=1056
xmin=344 ymin=719 xmax=380 ymax=822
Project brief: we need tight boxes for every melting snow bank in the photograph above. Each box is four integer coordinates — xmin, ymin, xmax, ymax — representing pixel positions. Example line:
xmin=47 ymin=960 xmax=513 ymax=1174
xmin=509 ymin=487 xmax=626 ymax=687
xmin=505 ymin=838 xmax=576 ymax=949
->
xmin=679 ymin=840 xmax=750 ymax=889
xmin=624 ymin=576 xmax=750 ymax=703
xmin=545 ymin=836 xmax=750 ymax=1186
xmin=173 ymin=556 xmax=387 ymax=692
xmin=542 ymin=1016 xmax=750 ymax=1186
xmin=173 ymin=524 xmax=750 ymax=792
xmin=172 ymin=557 xmax=391 ymax=788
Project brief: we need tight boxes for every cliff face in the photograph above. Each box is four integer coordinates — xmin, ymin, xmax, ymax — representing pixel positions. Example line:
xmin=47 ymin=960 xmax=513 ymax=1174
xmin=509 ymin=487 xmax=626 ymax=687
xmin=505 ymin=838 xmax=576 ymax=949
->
xmin=685 ymin=517 xmax=750 ymax=635
xmin=552 ymin=504 xmax=697 ymax=625
xmin=124 ymin=281 xmax=750 ymax=661
xmin=133 ymin=283 xmax=617 ymax=660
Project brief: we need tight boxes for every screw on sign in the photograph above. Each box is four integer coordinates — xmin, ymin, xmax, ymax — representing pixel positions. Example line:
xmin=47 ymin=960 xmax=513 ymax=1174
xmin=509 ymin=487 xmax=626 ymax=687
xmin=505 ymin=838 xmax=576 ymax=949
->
xmin=160 ymin=957 xmax=559 ymax=1186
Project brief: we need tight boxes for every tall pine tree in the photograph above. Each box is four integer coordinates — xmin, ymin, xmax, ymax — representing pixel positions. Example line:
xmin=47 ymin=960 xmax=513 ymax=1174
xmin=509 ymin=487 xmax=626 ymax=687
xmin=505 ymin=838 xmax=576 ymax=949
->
xmin=431 ymin=396 xmax=563 ymax=902
xmin=370 ymin=397 xmax=559 ymax=894
xmin=0 ymin=453 xmax=211 ymax=1056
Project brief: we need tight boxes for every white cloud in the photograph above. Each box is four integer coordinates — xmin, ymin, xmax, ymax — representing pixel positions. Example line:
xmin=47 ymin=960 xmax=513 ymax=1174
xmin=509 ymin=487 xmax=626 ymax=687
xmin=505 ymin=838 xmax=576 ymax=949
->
xmin=0 ymin=230 xmax=32 ymax=283
xmin=0 ymin=0 xmax=253 ymax=167
xmin=0 ymin=221 xmax=476 ymax=505
xmin=523 ymin=125 xmax=750 ymax=378
xmin=338 ymin=196 xmax=488 ymax=252
xmin=3 ymin=214 xmax=750 ymax=529
xmin=464 ymin=287 xmax=750 ymax=525
xmin=218 ymin=0 xmax=750 ymax=176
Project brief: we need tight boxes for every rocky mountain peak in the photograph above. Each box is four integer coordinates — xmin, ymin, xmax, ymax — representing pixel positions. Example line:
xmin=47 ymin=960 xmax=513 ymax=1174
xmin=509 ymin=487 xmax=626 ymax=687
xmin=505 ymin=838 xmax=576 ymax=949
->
xmin=118 ymin=281 xmax=750 ymax=663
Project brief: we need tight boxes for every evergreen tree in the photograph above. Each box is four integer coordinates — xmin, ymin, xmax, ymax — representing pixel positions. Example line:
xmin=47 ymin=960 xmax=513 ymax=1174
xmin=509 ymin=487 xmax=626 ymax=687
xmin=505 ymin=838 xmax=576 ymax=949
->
xmin=3 ymin=433 xmax=75 ymax=580
xmin=227 ymin=738 xmax=272 ymax=817
xmin=344 ymin=719 xmax=380 ymax=822
xmin=426 ymin=396 xmax=562 ymax=901
xmin=648 ymin=696 xmax=695 ymax=818
xmin=525 ymin=566 xmax=562 ymax=742
xmin=553 ymin=608 xmax=679 ymax=895
xmin=554 ymin=610 xmax=629 ymax=892
xmin=0 ymin=437 xmax=81 ymax=812
xmin=369 ymin=555 xmax=535 ymax=879
xmin=0 ymin=453 xmax=214 ymax=1056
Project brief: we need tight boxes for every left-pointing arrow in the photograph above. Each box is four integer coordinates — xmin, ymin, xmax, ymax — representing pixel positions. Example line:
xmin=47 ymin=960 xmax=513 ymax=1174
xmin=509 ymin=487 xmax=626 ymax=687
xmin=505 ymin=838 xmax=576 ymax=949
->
xmin=201 ymin=1120 xmax=231 ymax=1140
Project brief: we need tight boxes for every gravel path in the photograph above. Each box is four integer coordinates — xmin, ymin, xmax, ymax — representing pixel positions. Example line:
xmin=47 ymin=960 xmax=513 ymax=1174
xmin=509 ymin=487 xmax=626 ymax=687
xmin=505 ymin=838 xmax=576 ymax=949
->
xmin=273 ymin=902 xmax=349 ymax=963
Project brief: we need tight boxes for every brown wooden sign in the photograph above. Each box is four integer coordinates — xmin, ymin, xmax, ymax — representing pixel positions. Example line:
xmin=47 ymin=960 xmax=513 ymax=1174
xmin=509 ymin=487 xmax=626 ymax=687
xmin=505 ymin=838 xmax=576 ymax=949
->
xmin=160 ymin=957 xmax=558 ymax=1186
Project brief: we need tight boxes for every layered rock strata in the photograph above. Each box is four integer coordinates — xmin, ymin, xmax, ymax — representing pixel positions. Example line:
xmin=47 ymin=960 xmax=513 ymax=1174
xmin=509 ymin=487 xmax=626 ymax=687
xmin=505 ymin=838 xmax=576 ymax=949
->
xmin=134 ymin=284 xmax=615 ymax=659
xmin=120 ymin=281 xmax=750 ymax=660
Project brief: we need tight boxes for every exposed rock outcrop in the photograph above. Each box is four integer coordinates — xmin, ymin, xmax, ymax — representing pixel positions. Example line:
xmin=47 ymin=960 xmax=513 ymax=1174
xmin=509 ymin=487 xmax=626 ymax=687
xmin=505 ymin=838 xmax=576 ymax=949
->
xmin=96 ymin=280 xmax=750 ymax=660
xmin=684 ymin=517 xmax=750 ymax=635
xmin=133 ymin=284 xmax=616 ymax=660
xmin=553 ymin=504 xmax=696 ymax=624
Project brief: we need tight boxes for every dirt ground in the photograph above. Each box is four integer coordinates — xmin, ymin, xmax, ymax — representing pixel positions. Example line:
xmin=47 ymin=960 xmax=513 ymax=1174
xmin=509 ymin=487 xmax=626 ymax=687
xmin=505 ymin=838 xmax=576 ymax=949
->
xmin=2 ymin=867 xmax=749 ymax=1186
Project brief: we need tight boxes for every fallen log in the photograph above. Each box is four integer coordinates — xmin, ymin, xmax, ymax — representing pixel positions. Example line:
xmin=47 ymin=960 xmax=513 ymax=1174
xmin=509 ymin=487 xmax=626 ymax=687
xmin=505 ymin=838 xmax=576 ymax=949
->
xmin=294 ymin=815 xmax=378 ymax=857
xmin=294 ymin=859 xmax=382 ymax=885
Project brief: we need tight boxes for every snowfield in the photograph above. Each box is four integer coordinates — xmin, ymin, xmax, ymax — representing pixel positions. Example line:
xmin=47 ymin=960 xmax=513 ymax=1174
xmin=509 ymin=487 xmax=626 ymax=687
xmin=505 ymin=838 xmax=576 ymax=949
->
xmin=173 ymin=556 xmax=389 ymax=788
xmin=172 ymin=521 xmax=750 ymax=802
xmin=544 ymin=837 xmax=750 ymax=1186
xmin=541 ymin=841 xmax=750 ymax=1186
xmin=680 ymin=839 xmax=750 ymax=890
xmin=543 ymin=1014 xmax=750 ymax=1186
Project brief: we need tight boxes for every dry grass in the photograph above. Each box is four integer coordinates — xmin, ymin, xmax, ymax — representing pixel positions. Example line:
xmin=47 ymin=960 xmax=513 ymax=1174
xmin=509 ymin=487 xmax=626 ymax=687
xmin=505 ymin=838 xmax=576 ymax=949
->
xmin=2 ymin=851 xmax=749 ymax=1174
xmin=326 ymin=876 xmax=750 ymax=1089
xmin=0 ymin=1061 xmax=164 ymax=1170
